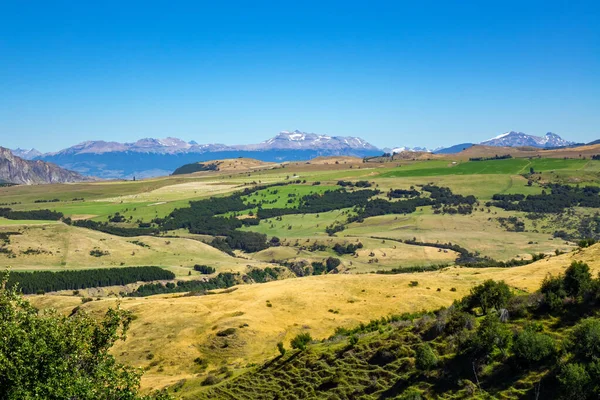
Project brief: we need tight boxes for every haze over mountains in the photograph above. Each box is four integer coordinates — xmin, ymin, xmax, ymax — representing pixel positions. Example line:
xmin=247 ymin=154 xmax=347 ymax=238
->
xmin=6 ymin=130 xmax=584 ymax=180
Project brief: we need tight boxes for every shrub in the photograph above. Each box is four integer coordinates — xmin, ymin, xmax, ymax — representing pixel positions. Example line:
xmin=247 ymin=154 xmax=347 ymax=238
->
xmin=201 ymin=374 xmax=220 ymax=386
xmin=564 ymin=261 xmax=592 ymax=299
xmin=216 ymin=328 xmax=236 ymax=337
xmin=415 ymin=344 xmax=438 ymax=371
xmin=513 ymin=328 xmax=556 ymax=366
xmin=469 ymin=313 xmax=511 ymax=357
xmin=277 ymin=342 xmax=286 ymax=356
xmin=557 ymin=363 xmax=591 ymax=400
xmin=349 ymin=335 xmax=359 ymax=346
xmin=290 ymin=332 xmax=313 ymax=351
xmin=541 ymin=274 xmax=567 ymax=311
xmin=0 ymin=274 xmax=171 ymax=399
xmin=570 ymin=318 xmax=600 ymax=361
xmin=193 ymin=265 xmax=216 ymax=274
xmin=325 ymin=257 xmax=341 ymax=272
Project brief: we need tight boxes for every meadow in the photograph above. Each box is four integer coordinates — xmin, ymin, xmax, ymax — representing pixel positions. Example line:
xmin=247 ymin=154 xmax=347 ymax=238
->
xmin=3 ymin=154 xmax=600 ymax=397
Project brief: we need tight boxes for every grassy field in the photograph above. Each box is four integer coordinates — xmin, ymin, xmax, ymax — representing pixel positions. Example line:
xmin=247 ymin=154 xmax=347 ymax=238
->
xmin=3 ymin=155 xmax=600 ymax=396
xmin=29 ymin=243 xmax=600 ymax=393
xmin=242 ymin=184 xmax=338 ymax=209
xmin=0 ymin=224 xmax=274 ymax=276
xmin=341 ymin=207 xmax=574 ymax=260
xmin=379 ymin=158 xmax=589 ymax=178
xmin=241 ymin=208 xmax=352 ymax=238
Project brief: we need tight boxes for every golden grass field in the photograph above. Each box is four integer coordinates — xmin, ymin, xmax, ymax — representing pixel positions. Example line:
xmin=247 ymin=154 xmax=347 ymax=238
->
xmin=29 ymin=243 xmax=600 ymax=393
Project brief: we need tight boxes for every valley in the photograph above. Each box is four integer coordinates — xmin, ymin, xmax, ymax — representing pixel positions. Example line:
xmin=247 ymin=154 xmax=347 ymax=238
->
xmin=3 ymin=152 xmax=600 ymax=398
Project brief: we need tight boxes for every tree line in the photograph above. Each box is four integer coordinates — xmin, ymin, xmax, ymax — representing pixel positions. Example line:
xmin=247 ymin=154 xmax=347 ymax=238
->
xmin=488 ymin=184 xmax=600 ymax=213
xmin=0 ymin=208 xmax=64 ymax=221
xmin=6 ymin=266 xmax=175 ymax=294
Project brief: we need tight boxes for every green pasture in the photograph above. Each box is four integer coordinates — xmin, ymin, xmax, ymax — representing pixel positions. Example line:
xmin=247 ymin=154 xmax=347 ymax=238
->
xmin=241 ymin=208 xmax=353 ymax=238
xmin=242 ymin=184 xmax=338 ymax=209
xmin=380 ymin=158 xmax=589 ymax=178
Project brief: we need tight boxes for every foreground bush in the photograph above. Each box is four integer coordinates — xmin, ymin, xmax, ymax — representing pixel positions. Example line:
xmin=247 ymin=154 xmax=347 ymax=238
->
xmin=0 ymin=273 xmax=170 ymax=400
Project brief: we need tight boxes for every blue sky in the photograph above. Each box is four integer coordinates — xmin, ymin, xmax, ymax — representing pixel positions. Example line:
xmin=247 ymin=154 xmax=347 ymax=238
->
xmin=0 ymin=0 xmax=598 ymax=151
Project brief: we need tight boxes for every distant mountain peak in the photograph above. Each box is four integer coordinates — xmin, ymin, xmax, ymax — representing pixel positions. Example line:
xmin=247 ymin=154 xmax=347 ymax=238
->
xmin=1 ymin=146 xmax=91 ymax=184
xmin=481 ymin=131 xmax=573 ymax=148
xmin=10 ymin=147 xmax=42 ymax=160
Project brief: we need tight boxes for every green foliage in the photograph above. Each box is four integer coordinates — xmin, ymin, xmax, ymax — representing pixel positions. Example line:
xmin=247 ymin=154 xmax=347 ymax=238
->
xmin=129 ymin=272 xmax=239 ymax=297
xmin=0 ymin=207 xmax=64 ymax=221
xmin=193 ymin=265 xmax=216 ymax=274
xmin=570 ymin=318 xmax=600 ymax=362
xmin=469 ymin=313 xmax=512 ymax=357
xmin=513 ymin=326 xmax=556 ymax=366
xmin=277 ymin=342 xmax=286 ymax=356
xmin=290 ymin=332 xmax=313 ymax=351
xmin=489 ymin=184 xmax=600 ymax=214
xmin=0 ymin=273 xmax=170 ymax=400
xmin=415 ymin=343 xmax=437 ymax=371
xmin=564 ymin=261 xmax=593 ymax=299
xmin=557 ymin=363 xmax=591 ymax=400
xmin=6 ymin=267 xmax=175 ymax=294
xmin=466 ymin=280 xmax=512 ymax=314
xmin=325 ymin=257 xmax=341 ymax=272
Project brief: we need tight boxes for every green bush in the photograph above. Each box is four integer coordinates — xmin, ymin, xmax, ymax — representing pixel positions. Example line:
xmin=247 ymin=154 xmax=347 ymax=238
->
xmin=469 ymin=313 xmax=511 ymax=357
xmin=564 ymin=261 xmax=592 ymax=299
xmin=557 ymin=363 xmax=591 ymax=400
xmin=570 ymin=318 xmax=600 ymax=361
xmin=513 ymin=328 xmax=556 ymax=365
xmin=290 ymin=332 xmax=313 ymax=351
xmin=415 ymin=343 xmax=438 ymax=371
xmin=0 ymin=273 xmax=171 ymax=399
xmin=277 ymin=342 xmax=286 ymax=356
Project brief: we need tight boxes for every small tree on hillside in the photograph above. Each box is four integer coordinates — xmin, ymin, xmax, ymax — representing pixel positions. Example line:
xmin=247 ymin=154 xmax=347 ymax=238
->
xmin=466 ymin=280 xmax=512 ymax=314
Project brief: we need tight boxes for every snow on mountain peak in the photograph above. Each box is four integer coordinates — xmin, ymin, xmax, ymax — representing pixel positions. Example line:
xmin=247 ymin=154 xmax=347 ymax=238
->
xmin=481 ymin=131 xmax=573 ymax=148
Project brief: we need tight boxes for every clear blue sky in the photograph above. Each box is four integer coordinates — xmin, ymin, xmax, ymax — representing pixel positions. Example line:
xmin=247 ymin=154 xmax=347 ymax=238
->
xmin=1 ymin=0 xmax=598 ymax=151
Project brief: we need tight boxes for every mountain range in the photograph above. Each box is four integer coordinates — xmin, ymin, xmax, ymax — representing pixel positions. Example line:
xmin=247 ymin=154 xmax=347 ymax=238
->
xmin=6 ymin=130 xmax=584 ymax=180
xmin=28 ymin=131 xmax=381 ymax=179
xmin=480 ymin=131 xmax=574 ymax=148
xmin=0 ymin=147 xmax=91 ymax=185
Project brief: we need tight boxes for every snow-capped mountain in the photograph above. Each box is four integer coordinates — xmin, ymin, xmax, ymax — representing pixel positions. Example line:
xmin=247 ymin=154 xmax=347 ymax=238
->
xmin=45 ymin=137 xmax=225 ymax=156
xmin=34 ymin=130 xmax=381 ymax=179
xmin=10 ymin=148 xmax=43 ymax=160
xmin=480 ymin=132 xmax=574 ymax=148
xmin=389 ymin=146 xmax=434 ymax=154
xmin=241 ymin=130 xmax=378 ymax=151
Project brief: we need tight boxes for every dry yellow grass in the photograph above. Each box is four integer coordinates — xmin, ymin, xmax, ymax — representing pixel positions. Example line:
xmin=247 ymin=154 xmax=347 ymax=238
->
xmin=97 ymin=181 xmax=241 ymax=203
xmin=342 ymin=209 xmax=575 ymax=261
xmin=29 ymin=243 xmax=600 ymax=391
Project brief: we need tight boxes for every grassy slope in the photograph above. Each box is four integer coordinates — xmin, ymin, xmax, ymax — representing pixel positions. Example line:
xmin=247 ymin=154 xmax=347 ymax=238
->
xmin=0 ymin=224 xmax=273 ymax=276
xmin=29 ymin=244 xmax=600 ymax=393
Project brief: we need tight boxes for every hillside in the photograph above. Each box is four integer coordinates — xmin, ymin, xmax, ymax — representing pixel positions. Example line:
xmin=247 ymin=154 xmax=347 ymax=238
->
xmin=0 ymin=147 xmax=91 ymax=184
xmin=195 ymin=253 xmax=600 ymax=399
xmin=453 ymin=143 xmax=600 ymax=160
